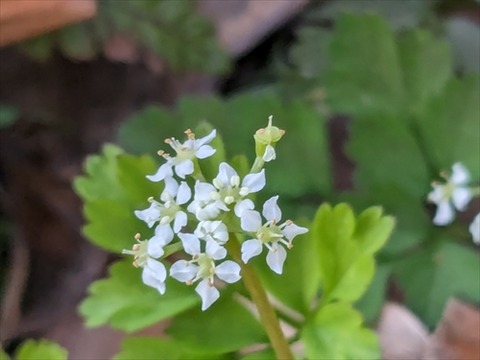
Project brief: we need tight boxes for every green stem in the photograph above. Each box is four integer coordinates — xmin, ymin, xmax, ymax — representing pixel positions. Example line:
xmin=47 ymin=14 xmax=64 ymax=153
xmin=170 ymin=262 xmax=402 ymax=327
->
xmin=163 ymin=242 xmax=183 ymax=257
xmin=250 ymin=157 xmax=265 ymax=174
xmin=226 ymin=235 xmax=293 ymax=360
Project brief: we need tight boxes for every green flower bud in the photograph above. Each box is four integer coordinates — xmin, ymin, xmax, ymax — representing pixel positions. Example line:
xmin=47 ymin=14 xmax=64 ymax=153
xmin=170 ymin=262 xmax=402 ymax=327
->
xmin=254 ymin=116 xmax=285 ymax=161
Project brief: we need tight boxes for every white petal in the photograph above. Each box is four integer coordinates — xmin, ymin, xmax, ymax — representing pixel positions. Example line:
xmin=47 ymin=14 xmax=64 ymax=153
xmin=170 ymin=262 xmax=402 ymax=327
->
xmin=195 ymin=129 xmax=216 ymax=148
xmin=178 ymin=233 xmax=201 ymax=255
xmin=266 ymin=244 xmax=287 ymax=274
xmin=175 ymin=160 xmax=194 ymax=179
xmin=263 ymin=144 xmax=276 ymax=162
xmin=194 ymin=221 xmax=207 ymax=239
xmin=240 ymin=210 xmax=262 ymax=232
xmin=142 ymin=267 xmax=166 ymax=294
xmin=215 ymin=260 xmax=241 ymax=283
xmin=195 ymin=279 xmax=220 ymax=311
xmin=451 ymin=163 xmax=470 ymax=184
xmin=428 ymin=185 xmax=445 ymax=204
xmin=196 ymin=145 xmax=216 ymax=159
xmin=211 ymin=221 xmax=229 ymax=243
xmin=135 ymin=203 xmax=161 ymax=228
xmin=262 ymin=196 xmax=282 ymax=223
xmin=469 ymin=213 xmax=480 ymax=245
xmin=176 ymin=181 xmax=192 ymax=205
xmin=242 ymin=169 xmax=266 ymax=193
xmin=147 ymin=236 xmax=166 ymax=258
xmin=146 ymin=162 xmax=173 ymax=182
xmin=194 ymin=181 xmax=216 ymax=201
xmin=154 ymin=224 xmax=174 ymax=245
xmin=234 ymin=199 xmax=254 ymax=217
xmin=170 ymin=260 xmax=198 ymax=282
xmin=195 ymin=203 xmax=221 ymax=221
xmin=282 ymin=223 xmax=309 ymax=241
xmin=241 ymin=239 xmax=263 ymax=263
xmin=163 ymin=176 xmax=179 ymax=197
xmin=452 ymin=187 xmax=473 ymax=211
xmin=173 ymin=211 xmax=188 ymax=233
xmin=216 ymin=162 xmax=237 ymax=187
xmin=433 ymin=201 xmax=455 ymax=225
xmin=146 ymin=258 xmax=167 ymax=281
xmin=206 ymin=240 xmax=227 ymax=260
xmin=142 ymin=258 xmax=167 ymax=294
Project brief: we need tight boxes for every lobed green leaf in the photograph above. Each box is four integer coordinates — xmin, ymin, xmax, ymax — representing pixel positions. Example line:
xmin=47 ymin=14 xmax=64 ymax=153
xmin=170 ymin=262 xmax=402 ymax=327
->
xmin=394 ymin=240 xmax=480 ymax=327
xmin=301 ymin=303 xmax=379 ymax=360
xmin=115 ymin=337 xmax=225 ymax=360
xmin=15 ymin=340 xmax=67 ymax=360
xmin=312 ymin=203 xmax=394 ymax=303
xmin=167 ymin=296 xmax=268 ymax=354
xmin=79 ymin=260 xmax=199 ymax=332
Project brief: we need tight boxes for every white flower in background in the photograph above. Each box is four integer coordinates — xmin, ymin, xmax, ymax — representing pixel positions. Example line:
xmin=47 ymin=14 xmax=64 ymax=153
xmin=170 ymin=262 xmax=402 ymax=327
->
xmin=122 ymin=234 xmax=167 ymax=294
xmin=137 ymin=177 xmax=191 ymax=243
xmin=428 ymin=163 xmax=473 ymax=225
xmin=240 ymin=196 xmax=308 ymax=274
xmin=194 ymin=220 xmax=229 ymax=245
xmin=187 ymin=181 xmax=229 ymax=221
xmin=470 ymin=213 xmax=480 ymax=245
xmin=212 ymin=162 xmax=266 ymax=217
xmin=147 ymin=129 xmax=217 ymax=181
xmin=170 ymin=233 xmax=241 ymax=310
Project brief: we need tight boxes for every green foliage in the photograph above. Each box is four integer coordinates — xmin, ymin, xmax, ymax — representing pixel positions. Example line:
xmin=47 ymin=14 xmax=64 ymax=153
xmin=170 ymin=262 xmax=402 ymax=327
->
xmin=283 ymin=13 xmax=479 ymax=327
xmin=302 ymin=303 xmax=379 ymax=360
xmin=0 ymin=347 xmax=9 ymax=360
xmin=394 ymin=240 xmax=480 ymax=328
xmin=416 ymin=75 xmax=480 ymax=179
xmin=254 ymin=219 xmax=320 ymax=315
xmin=312 ymin=204 xmax=394 ymax=304
xmin=22 ymin=0 xmax=229 ymax=74
xmin=74 ymin=145 xmax=163 ymax=252
xmin=167 ymin=295 xmax=267 ymax=354
xmin=0 ymin=104 xmax=19 ymax=129
xmin=115 ymin=337 xmax=224 ymax=360
xmin=79 ymin=260 xmax=198 ymax=332
xmin=15 ymin=339 xmax=67 ymax=360
xmin=118 ymin=91 xmax=332 ymax=201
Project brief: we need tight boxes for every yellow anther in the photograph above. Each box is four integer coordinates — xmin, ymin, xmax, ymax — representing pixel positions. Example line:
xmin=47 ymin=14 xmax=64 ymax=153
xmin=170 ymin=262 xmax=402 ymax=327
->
xmin=134 ymin=233 xmax=141 ymax=241
xmin=184 ymin=129 xmax=195 ymax=139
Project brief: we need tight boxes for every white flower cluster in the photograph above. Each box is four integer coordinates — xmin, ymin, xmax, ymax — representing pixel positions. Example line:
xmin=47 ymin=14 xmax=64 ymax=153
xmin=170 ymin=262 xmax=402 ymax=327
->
xmin=428 ymin=162 xmax=479 ymax=244
xmin=123 ymin=124 xmax=308 ymax=310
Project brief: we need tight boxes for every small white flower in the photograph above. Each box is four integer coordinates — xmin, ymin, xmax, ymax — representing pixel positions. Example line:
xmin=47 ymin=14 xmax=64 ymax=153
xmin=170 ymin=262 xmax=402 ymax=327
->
xmin=470 ymin=213 xmax=480 ymax=245
xmin=147 ymin=129 xmax=217 ymax=181
xmin=170 ymin=233 xmax=241 ymax=310
xmin=428 ymin=163 xmax=473 ymax=225
xmin=212 ymin=162 xmax=266 ymax=217
xmin=187 ymin=181 xmax=228 ymax=221
xmin=122 ymin=234 xmax=167 ymax=294
xmin=136 ymin=177 xmax=191 ymax=242
xmin=240 ymin=196 xmax=308 ymax=274
xmin=194 ymin=220 xmax=229 ymax=245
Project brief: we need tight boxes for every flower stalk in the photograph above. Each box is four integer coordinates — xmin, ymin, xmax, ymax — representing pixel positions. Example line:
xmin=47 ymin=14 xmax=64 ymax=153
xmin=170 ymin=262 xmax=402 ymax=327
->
xmin=226 ymin=234 xmax=293 ymax=360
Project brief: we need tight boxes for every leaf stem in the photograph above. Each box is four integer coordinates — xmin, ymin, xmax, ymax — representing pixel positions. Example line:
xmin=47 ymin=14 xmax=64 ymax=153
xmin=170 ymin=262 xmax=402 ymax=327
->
xmin=227 ymin=235 xmax=293 ymax=360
